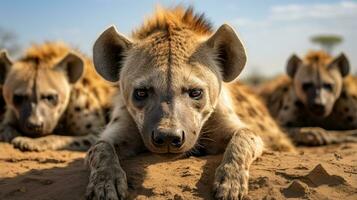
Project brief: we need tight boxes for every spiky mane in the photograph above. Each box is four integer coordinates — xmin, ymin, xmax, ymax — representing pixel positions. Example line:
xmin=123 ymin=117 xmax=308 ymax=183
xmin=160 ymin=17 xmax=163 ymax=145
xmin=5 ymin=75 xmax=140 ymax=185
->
xmin=304 ymin=50 xmax=332 ymax=66
xmin=20 ymin=42 xmax=70 ymax=66
xmin=132 ymin=6 xmax=213 ymax=39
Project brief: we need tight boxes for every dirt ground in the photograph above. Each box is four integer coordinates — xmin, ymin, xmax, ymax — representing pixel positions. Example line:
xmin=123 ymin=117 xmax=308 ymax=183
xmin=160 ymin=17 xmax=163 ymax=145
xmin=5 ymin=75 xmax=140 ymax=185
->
xmin=0 ymin=142 xmax=356 ymax=200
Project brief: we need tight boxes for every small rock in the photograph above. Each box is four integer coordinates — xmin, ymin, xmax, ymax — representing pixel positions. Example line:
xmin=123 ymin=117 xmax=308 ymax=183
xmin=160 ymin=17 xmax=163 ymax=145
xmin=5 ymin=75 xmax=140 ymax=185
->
xmin=282 ymin=180 xmax=309 ymax=198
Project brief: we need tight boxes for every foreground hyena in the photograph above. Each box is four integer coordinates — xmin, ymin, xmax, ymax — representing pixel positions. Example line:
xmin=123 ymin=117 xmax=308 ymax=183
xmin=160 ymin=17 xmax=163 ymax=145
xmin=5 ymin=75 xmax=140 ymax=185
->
xmin=0 ymin=42 xmax=115 ymax=151
xmin=259 ymin=51 xmax=357 ymax=146
xmin=86 ymin=6 xmax=294 ymax=199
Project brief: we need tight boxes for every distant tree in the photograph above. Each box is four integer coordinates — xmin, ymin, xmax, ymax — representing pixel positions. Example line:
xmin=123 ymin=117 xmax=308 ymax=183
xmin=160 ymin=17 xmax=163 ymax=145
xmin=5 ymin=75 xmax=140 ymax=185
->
xmin=310 ymin=34 xmax=343 ymax=54
xmin=0 ymin=27 xmax=21 ymax=55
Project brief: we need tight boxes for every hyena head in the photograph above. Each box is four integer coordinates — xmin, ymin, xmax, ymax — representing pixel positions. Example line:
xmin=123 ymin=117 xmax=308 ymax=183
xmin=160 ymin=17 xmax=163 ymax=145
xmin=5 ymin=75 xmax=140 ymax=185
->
xmin=0 ymin=43 xmax=84 ymax=137
xmin=93 ymin=7 xmax=246 ymax=154
xmin=286 ymin=51 xmax=350 ymax=117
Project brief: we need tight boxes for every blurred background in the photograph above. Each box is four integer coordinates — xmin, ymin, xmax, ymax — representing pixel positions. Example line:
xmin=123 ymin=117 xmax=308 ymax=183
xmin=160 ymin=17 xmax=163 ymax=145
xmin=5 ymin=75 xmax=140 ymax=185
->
xmin=0 ymin=0 xmax=356 ymax=81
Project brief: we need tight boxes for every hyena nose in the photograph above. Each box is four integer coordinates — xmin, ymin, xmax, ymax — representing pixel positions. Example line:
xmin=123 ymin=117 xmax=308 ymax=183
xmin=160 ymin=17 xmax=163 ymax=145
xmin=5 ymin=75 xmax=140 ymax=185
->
xmin=151 ymin=130 xmax=185 ymax=148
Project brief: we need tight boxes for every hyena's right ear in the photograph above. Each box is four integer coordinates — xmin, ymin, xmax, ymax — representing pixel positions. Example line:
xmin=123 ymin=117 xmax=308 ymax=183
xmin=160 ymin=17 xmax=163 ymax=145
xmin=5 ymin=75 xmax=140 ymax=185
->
xmin=0 ymin=50 xmax=13 ymax=84
xmin=286 ymin=54 xmax=302 ymax=78
xmin=93 ymin=26 xmax=133 ymax=82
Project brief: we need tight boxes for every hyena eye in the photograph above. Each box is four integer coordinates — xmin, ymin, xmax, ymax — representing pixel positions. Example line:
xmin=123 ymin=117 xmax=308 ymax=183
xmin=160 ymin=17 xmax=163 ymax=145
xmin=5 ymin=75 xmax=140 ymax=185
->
xmin=302 ymin=82 xmax=313 ymax=91
xmin=13 ymin=94 xmax=27 ymax=106
xmin=134 ymin=89 xmax=149 ymax=101
xmin=188 ymin=89 xmax=203 ymax=100
xmin=322 ymin=83 xmax=333 ymax=91
xmin=42 ymin=94 xmax=58 ymax=105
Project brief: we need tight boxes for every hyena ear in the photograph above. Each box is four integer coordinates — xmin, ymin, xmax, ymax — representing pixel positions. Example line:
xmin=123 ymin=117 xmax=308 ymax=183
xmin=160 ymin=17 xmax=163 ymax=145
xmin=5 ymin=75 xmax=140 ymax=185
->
xmin=329 ymin=53 xmax=350 ymax=77
xmin=286 ymin=54 xmax=302 ymax=78
xmin=205 ymin=24 xmax=247 ymax=82
xmin=56 ymin=52 xmax=84 ymax=84
xmin=0 ymin=50 xmax=13 ymax=84
xmin=93 ymin=26 xmax=133 ymax=82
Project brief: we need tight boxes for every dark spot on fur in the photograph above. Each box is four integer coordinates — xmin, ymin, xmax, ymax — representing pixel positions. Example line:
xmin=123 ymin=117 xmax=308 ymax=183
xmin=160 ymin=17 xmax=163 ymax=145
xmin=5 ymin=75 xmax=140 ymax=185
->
xmin=83 ymin=139 xmax=91 ymax=146
xmin=286 ymin=121 xmax=293 ymax=127
xmin=341 ymin=91 xmax=347 ymax=99
xmin=73 ymin=141 xmax=80 ymax=146
xmin=75 ymin=106 xmax=81 ymax=112
xmin=85 ymin=101 xmax=90 ymax=109
xmin=86 ymin=123 xmax=92 ymax=129
xmin=236 ymin=93 xmax=246 ymax=101
xmin=282 ymin=87 xmax=288 ymax=92
xmin=258 ymin=123 xmax=266 ymax=131
xmin=294 ymin=100 xmax=304 ymax=109
xmin=344 ymin=107 xmax=350 ymax=112
xmin=283 ymin=105 xmax=289 ymax=110
xmin=82 ymin=78 xmax=89 ymax=86
xmin=247 ymin=107 xmax=258 ymax=117
xmin=347 ymin=116 xmax=354 ymax=122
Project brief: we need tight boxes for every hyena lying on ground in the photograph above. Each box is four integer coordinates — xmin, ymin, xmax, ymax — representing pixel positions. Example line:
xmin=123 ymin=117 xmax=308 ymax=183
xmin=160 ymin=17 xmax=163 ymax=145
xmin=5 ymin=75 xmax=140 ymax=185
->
xmin=86 ymin=6 xmax=294 ymax=199
xmin=259 ymin=51 xmax=357 ymax=146
xmin=0 ymin=42 xmax=115 ymax=151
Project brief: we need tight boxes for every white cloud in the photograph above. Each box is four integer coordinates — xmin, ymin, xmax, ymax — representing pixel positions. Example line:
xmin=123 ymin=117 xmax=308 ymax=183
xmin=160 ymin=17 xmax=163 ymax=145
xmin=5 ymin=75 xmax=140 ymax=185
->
xmin=231 ymin=1 xmax=357 ymax=77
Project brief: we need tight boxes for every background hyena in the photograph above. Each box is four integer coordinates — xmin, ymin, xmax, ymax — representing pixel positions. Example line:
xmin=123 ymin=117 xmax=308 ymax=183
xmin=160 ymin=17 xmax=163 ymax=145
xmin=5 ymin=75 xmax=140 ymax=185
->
xmin=0 ymin=42 xmax=115 ymax=151
xmin=259 ymin=51 xmax=357 ymax=146
xmin=86 ymin=6 xmax=294 ymax=200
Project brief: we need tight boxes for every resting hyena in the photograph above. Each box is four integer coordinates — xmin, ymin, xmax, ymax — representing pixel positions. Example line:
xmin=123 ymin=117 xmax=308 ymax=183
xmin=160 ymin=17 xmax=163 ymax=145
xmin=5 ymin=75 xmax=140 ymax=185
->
xmin=259 ymin=51 xmax=357 ymax=146
xmin=86 ymin=6 xmax=294 ymax=200
xmin=0 ymin=42 xmax=115 ymax=151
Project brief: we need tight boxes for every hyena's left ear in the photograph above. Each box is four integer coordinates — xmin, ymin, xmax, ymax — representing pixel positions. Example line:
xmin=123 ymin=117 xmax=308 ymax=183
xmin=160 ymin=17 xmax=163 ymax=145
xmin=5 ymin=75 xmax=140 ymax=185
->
xmin=205 ymin=24 xmax=247 ymax=82
xmin=329 ymin=53 xmax=350 ymax=77
xmin=55 ymin=52 xmax=84 ymax=83
xmin=0 ymin=50 xmax=13 ymax=84
xmin=93 ymin=26 xmax=133 ymax=82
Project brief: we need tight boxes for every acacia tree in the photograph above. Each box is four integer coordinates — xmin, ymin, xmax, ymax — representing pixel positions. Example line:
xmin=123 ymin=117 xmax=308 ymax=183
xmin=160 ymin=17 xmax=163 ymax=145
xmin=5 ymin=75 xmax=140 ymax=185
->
xmin=310 ymin=34 xmax=343 ymax=54
xmin=0 ymin=27 xmax=21 ymax=55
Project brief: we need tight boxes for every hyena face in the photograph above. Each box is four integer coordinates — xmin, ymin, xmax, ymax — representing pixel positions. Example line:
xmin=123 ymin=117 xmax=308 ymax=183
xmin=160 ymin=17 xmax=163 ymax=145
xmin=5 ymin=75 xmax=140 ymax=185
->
xmin=286 ymin=52 xmax=350 ymax=117
xmin=93 ymin=24 xmax=246 ymax=154
xmin=0 ymin=50 xmax=84 ymax=137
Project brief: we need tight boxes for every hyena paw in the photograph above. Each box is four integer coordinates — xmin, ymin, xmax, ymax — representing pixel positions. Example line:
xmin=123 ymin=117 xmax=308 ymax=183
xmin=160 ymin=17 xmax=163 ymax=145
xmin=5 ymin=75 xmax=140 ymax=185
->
xmin=86 ymin=166 xmax=128 ymax=200
xmin=12 ymin=137 xmax=47 ymax=151
xmin=295 ymin=127 xmax=328 ymax=146
xmin=213 ymin=163 xmax=249 ymax=200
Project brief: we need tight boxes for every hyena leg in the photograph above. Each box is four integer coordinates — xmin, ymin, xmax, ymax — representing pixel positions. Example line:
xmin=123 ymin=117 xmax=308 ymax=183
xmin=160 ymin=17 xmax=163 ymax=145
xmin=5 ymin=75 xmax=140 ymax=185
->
xmin=0 ymin=125 xmax=21 ymax=142
xmin=85 ymin=141 xmax=128 ymax=200
xmin=11 ymin=134 xmax=98 ymax=151
xmin=287 ymin=127 xmax=357 ymax=146
xmin=213 ymin=128 xmax=264 ymax=200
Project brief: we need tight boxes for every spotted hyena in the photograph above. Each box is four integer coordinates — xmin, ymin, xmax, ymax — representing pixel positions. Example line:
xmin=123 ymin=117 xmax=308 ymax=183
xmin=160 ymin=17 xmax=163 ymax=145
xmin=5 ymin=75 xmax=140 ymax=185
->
xmin=0 ymin=42 xmax=115 ymax=151
xmin=259 ymin=51 xmax=357 ymax=146
xmin=86 ymin=6 xmax=294 ymax=200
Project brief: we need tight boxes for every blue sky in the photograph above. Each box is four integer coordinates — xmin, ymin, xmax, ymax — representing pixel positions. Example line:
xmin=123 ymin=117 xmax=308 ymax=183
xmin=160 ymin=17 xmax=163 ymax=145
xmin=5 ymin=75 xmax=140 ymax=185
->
xmin=1 ymin=0 xmax=356 ymax=77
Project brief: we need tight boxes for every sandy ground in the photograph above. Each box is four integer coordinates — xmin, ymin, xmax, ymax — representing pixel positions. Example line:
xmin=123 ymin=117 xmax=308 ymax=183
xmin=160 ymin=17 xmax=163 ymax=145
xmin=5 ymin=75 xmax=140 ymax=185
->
xmin=0 ymin=142 xmax=356 ymax=200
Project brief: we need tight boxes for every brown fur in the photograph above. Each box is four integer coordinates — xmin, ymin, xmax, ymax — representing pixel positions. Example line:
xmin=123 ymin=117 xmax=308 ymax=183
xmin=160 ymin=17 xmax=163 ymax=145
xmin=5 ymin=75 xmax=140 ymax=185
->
xmin=259 ymin=51 xmax=357 ymax=145
xmin=0 ymin=42 xmax=115 ymax=151
xmin=86 ymin=6 xmax=294 ymax=200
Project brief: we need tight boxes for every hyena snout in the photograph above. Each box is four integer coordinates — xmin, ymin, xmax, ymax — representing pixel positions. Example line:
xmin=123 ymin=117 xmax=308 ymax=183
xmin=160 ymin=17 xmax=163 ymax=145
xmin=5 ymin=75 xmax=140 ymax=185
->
xmin=24 ymin=116 xmax=44 ymax=134
xmin=151 ymin=128 xmax=186 ymax=149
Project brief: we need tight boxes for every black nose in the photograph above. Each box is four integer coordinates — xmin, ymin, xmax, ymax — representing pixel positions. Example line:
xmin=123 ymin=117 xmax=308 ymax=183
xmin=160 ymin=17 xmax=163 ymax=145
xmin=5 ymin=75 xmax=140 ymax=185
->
xmin=151 ymin=130 xmax=185 ymax=148
xmin=310 ymin=103 xmax=325 ymax=115
xmin=26 ymin=122 xmax=44 ymax=132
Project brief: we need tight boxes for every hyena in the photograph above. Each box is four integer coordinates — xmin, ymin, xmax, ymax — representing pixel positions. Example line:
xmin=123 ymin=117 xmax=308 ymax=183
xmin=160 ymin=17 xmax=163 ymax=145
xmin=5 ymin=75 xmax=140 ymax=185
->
xmin=0 ymin=42 xmax=115 ymax=151
xmin=86 ymin=6 xmax=294 ymax=200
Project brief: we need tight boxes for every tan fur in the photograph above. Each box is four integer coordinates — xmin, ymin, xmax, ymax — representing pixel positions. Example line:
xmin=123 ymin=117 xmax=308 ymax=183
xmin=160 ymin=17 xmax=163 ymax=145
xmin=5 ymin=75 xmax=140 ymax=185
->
xmin=259 ymin=51 xmax=357 ymax=145
xmin=86 ymin=6 xmax=294 ymax=200
xmin=0 ymin=42 xmax=115 ymax=151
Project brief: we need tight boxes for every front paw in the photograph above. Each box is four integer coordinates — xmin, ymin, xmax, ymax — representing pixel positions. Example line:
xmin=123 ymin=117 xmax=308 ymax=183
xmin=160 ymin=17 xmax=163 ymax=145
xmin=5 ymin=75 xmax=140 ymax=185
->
xmin=213 ymin=163 xmax=249 ymax=200
xmin=86 ymin=166 xmax=128 ymax=200
xmin=295 ymin=127 xmax=328 ymax=146
xmin=12 ymin=137 xmax=46 ymax=151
